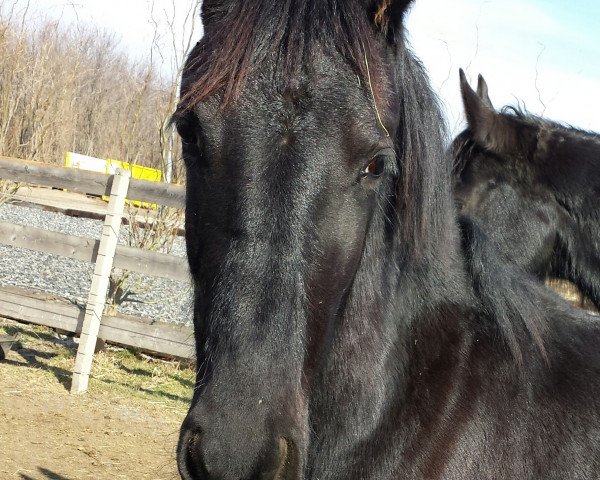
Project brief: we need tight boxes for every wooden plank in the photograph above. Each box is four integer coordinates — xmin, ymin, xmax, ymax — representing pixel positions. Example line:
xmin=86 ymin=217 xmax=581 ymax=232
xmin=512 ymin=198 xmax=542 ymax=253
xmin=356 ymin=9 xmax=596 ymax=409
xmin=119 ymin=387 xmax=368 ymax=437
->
xmin=0 ymin=155 xmax=111 ymax=196
xmin=114 ymin=244 xmax=189 ymax=283
xmin=128 ymin=178 xmax=185 ymax=209
xmin=0 ymin=286 xmax=194 ymax=359
xmin=72 ymin=169 xmax=130 ymax=394
xmin=100 ymin=315 xmax=195 ymax=359
xmin=0 ymin=221 xmax=98 ymax=263
xmin=0 ymin=221 xmax=190 ymax=282
xmin=0 ymin=156 xmax=185 ymax=208
xmin=0 ymin=286 xmax=84 ymax=332
xmin=11 ymin=185 xmax=109 ymax=216
xmin=9 ymin=186 xmax=185 ymax=232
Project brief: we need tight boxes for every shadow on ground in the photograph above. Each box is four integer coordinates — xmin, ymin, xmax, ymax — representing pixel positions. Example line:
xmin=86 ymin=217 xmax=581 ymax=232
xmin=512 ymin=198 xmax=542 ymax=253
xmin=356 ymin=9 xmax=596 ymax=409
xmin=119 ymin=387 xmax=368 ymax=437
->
xmin=1 ymin=319 xmax=193 ymax=404
xmin=19 ymin=466 xmax=72 ymax=480
xmin=0 ymin=323 xmax=73 ymax=389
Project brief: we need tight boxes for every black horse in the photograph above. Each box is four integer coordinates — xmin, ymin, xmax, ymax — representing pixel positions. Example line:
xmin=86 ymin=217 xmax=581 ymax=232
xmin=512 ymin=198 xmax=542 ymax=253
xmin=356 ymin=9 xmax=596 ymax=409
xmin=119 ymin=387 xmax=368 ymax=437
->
xmin=173 ymin=1 xmax=600 ymax=479
xmin=453 ymin=70 xmax=600 ymax=312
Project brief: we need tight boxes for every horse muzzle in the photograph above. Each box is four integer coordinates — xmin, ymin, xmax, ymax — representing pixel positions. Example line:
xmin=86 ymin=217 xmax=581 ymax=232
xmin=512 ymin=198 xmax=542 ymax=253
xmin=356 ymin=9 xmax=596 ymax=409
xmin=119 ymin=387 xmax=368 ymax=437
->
xmin=178 ymin=428 xmax=300 ymax=480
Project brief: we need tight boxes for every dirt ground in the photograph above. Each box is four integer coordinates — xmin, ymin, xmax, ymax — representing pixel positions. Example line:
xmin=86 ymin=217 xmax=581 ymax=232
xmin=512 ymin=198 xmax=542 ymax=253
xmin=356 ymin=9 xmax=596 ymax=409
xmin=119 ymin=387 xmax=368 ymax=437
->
xmin=0 ymin=319 xmax=194 ymax=480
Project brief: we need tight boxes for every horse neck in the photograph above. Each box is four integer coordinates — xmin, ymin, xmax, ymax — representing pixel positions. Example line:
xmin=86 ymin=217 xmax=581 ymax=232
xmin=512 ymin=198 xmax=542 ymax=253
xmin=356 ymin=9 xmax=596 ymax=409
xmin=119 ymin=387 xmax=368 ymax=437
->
xmin=307 ymin=185 xmax=471 ymax=475
xmin=532 ymin=125 xmax=600 ymax=304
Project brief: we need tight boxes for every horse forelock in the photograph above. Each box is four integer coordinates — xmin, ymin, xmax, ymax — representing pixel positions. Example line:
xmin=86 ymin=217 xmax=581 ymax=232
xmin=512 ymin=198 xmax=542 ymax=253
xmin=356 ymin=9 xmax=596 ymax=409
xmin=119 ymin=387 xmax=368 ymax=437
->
xmin=179 ymin=0 xmax=393 ymax=111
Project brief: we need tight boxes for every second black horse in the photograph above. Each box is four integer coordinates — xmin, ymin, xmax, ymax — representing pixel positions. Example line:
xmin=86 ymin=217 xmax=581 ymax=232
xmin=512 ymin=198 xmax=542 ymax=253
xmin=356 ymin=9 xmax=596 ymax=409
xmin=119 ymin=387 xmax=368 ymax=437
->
xmin=453 ymin=69 xmax=600 ymax=311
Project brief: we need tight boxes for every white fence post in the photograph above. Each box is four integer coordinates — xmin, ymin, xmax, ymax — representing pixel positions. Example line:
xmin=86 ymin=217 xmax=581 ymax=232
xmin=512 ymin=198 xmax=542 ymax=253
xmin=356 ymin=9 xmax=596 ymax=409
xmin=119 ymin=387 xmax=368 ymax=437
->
xmin=71 ymin=169 xmax=130 ymax=394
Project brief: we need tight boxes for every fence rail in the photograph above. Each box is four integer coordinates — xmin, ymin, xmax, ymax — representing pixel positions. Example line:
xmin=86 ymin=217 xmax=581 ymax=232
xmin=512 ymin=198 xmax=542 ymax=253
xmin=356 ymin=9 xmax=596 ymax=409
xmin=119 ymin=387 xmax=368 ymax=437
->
xmin=0 ymin=155 xmax=186 ymax=207
xmin=0 ymin=221 xmax=189 ymax=282
xmin=0 ymin=286 xmax=194 ymax=359
xmin=0 ymin=155 xmax=193 ymax=394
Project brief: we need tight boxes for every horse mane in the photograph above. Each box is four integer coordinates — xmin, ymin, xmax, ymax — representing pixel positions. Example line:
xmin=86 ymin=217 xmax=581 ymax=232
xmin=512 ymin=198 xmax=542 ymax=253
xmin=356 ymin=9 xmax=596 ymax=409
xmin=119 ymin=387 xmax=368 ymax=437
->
xmin=394 ymin=48 xmax=450 ymax=250
xmin=503 ymin=105 xmax=600 ymax=142
xmin=459 ymin=216 xmax=551 ymax=366
xmin=450 ymin=129 xmax=477 ymax=177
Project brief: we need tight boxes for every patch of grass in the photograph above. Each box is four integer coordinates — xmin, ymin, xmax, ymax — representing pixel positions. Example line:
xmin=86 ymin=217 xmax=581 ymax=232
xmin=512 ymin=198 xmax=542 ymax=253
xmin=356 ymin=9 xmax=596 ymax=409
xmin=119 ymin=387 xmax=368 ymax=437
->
xmin=0 ymin=179 xmax=20 ymax=206
xmin=0 ymin=318 xmax=194 ymax=417
xmin=90 ymin=346 xmax=195 ymax=411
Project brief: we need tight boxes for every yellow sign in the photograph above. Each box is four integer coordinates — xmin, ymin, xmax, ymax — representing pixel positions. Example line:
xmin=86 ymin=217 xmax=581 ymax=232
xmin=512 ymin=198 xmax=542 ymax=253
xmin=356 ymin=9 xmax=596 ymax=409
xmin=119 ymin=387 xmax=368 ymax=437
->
xmin=107 ymin=160 xmax=162 ymax=208
xmin=65 ymin=152 xmax=163 ymax=208
xmin=65 ymin=151 xmax=107 ymax=173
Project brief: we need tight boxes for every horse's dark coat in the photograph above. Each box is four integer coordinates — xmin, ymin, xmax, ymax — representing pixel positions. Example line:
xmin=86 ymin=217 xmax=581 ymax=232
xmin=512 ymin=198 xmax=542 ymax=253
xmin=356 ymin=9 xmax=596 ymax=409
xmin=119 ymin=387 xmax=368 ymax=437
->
xmin=174 ymin=2 xmax=600 ymax=479
xmin=453 ymin=70 xmax=600 ymax=311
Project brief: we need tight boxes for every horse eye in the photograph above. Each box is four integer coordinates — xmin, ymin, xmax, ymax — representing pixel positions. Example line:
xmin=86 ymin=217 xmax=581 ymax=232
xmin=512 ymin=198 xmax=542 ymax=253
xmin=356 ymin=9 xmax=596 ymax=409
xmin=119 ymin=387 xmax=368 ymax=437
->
xmin=179 ymin=129 xmax=197 ymax=146
xmin=363 ymin=155 xmax=386 ymax=178
xmin=175 ymin=118 xmax=199 ymax=146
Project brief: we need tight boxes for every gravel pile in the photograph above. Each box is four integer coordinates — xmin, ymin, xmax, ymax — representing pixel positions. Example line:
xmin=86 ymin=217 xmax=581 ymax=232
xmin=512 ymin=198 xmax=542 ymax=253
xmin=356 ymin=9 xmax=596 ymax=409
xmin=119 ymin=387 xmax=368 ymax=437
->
xmin=0 ymin=203 xmax=193 ymax=325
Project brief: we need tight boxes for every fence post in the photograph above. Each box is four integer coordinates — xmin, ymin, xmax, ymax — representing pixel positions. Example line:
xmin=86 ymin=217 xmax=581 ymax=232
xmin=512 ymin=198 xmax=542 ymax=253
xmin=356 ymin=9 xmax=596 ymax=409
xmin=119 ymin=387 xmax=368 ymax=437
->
xmin=71 ymin=168 xmax=130 ymax=394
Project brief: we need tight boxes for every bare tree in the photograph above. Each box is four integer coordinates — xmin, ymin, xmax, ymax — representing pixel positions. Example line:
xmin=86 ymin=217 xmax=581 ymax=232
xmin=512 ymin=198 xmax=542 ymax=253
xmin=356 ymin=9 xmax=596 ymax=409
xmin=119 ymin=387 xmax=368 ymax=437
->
xmin=149 ymin=0 xmax=201 ymax=183
xmin=0 ymin=6 xmax=174 ymax=169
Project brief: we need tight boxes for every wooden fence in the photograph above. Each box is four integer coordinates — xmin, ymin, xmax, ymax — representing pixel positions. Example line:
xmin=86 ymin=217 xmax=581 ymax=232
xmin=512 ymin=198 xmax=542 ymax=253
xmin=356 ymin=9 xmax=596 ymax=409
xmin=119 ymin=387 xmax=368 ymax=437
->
xmin=0 ymin=156 xmax=194 ymax=394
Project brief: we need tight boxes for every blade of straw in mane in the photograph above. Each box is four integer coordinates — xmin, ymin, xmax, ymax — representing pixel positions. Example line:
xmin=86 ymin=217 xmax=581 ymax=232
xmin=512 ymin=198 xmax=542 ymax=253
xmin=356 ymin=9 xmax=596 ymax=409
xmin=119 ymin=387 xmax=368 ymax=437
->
xmin=363 ymin=45 xmax=390 ymax=137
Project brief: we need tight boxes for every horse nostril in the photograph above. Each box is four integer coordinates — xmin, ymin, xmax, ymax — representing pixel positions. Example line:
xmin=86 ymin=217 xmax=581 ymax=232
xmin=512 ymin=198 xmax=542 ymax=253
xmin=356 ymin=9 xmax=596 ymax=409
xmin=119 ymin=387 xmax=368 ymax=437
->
xmin=266 ymin=437 xmax=297 ymax=480
xmin=177 ymin=430 xmax=208 ymax=480
xmin=269 ymin=438 xmax=289 ymax=479
xmin=178 ymin=418 xmax=300 ymax=480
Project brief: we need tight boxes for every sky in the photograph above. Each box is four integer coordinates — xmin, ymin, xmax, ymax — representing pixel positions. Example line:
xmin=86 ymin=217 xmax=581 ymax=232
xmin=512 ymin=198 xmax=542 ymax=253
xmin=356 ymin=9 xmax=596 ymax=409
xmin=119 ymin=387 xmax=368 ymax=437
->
xmin=407 ymin=0 xmax=600 ymax=134
xmin=5 ymin=0 xmax=600 ymax=136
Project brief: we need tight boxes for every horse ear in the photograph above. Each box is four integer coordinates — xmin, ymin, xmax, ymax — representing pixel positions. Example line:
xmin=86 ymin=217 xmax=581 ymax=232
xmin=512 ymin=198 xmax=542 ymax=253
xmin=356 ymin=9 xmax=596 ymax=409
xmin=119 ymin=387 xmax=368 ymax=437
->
xmin=476 ymin=74 xmax=494 ymax=110
xmin=371 ymin=0 xmax=415 ymax=37
xmin=459 ymin=69 xmax=497 ymax=147
xmin=459 ymin=69 xmax=536 ymax=160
